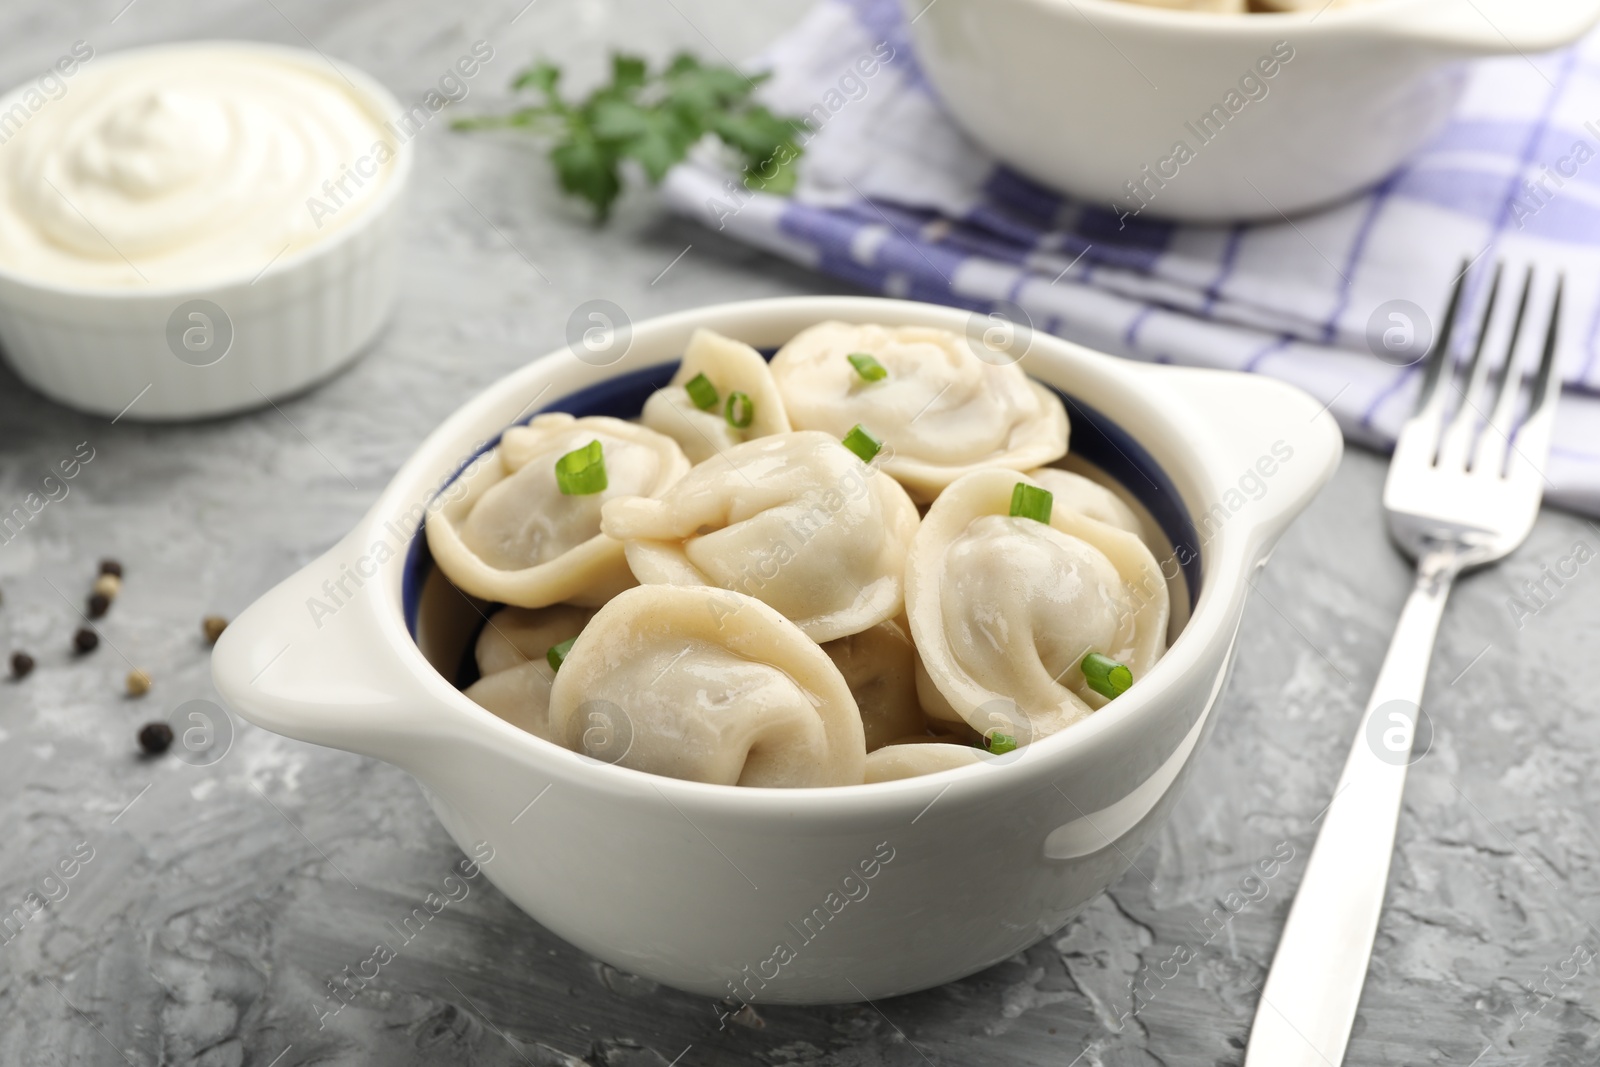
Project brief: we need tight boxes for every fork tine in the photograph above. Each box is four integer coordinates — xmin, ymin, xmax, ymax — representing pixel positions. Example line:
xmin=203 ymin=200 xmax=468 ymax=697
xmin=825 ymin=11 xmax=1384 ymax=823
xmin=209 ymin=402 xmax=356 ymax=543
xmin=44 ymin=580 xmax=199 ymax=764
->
xmin=1529 ymin=274 xmax=1564 ymax=419
xmin=1412 ymin=261 xmax=1470 ymax=419
xmin=1507 ymin=274 xmax=1565 ymax=480
xmin=1436 ymin=261 xmax=1507 ymax=469
xmin=1455 ymin=261 xmax=1509 ymax=418
xmin=1470 ymin=266 xmax=1535 ymax=474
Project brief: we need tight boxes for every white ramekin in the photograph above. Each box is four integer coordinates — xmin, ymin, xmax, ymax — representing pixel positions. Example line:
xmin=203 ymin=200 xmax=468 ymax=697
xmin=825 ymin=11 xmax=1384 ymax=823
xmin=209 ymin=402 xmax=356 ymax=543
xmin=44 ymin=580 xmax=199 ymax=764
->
xmin=901 ymin=0 xmax=1600 ymax=220
xmin=0 ymin=42 xmax=413 ymax=420
xmin=212 ymin=297 xmax=1342 ymax=1004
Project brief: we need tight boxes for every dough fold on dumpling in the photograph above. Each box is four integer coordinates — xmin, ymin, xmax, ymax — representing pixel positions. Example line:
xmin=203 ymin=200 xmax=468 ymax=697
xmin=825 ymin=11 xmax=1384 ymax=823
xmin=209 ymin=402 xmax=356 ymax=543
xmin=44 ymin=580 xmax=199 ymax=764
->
xmin=546 ymin=586 xmax=867 ymax=787
xmin=426 ymin=414 xmax=689 ymax=608
xmin=465 ymin=663 xmax=557 ymax=742
xmin=473 ymin=604 xmax=597 ymax=677
xmin=822 ymin=617 xmax=931 ymax=751
xmin=641 ymin=328 xmax=791 ymax=464
xmin=769 ymin=322 xmax=1068 ymax=502
xmin=601 ymin=431 xmax=920 ymax=643
xmin=1026 ymin=468 xmax=1142 ymax=538
xmin=462 ymin=604 xmax=597 ymax=742
xmin=864 ymin=740 xmax=992 ymax=783
xmin=906 ymin=469 xmax=1169 ymax=743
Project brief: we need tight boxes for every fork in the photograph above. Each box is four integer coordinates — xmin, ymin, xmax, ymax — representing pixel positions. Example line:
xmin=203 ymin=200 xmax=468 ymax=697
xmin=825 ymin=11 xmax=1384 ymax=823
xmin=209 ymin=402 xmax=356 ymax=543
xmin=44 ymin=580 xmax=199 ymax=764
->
xmin=1243 ymin=263 xmax=1564 ymax=1067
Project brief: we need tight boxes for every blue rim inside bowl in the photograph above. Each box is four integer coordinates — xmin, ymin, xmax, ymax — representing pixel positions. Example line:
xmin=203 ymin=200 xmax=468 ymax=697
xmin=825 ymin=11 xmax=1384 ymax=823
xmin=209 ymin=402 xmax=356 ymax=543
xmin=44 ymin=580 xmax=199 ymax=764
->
xmin=402 ymin=356 xmax=1202 ymax=685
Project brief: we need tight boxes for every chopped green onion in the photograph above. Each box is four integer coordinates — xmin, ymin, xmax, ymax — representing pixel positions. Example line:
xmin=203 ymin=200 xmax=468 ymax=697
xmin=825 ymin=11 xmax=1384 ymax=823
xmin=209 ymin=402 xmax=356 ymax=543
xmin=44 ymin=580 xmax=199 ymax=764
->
xmin=983 ymin=730 xmax=1018 ymax=755
xmin=554 ymin=439 xmax=607 ymax=495
xmin=1010 ymin=482 xmax=1054 ymax=524
xmin=546 ymin=637 xmax=577 ymax=672
xmin=1082 ymin=652 xmax=1133 ymax=699
xmin=725 ymin=390 xmax=754 ymax=428
xmin=841 ymin=424 xmax=882 ymax=464
xmin=847 ymin=352 xmax=888 ymax=382
xmin=684 ymin=372 xmax=719 ymax=411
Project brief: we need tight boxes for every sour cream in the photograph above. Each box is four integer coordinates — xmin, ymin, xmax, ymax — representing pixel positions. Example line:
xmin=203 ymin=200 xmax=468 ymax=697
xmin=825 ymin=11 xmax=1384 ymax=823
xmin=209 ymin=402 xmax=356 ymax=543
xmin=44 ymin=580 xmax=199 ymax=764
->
xmin=0 ymin=44 xmax=397 ymax=288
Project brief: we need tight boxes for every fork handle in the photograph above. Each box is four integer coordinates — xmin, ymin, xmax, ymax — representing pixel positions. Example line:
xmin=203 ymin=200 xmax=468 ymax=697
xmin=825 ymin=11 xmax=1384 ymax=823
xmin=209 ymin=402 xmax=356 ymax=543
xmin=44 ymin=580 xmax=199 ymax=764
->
xmin=1244 ymin=547 xmax=1460 ymax=1067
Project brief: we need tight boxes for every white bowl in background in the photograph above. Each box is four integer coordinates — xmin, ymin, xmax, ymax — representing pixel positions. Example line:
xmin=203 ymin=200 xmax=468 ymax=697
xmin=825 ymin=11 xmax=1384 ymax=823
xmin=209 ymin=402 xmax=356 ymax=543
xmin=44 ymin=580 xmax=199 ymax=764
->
xmin=211 ymin=296 xmax=1341 ymax=1004
xmin=901 ymin=0 xmax=1600 ymax=220
xmin=0 ymin=42 xmax=413 ymax=421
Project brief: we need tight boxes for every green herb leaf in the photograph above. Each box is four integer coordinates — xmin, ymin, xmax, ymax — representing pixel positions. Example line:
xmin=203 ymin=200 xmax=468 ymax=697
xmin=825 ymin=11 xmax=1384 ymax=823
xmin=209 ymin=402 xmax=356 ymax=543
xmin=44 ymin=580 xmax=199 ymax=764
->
xmin=847 ymin=352 xmax=888 ymax=382
xmin=589 ymin=97 xmax=696 ymax=182
xmin=1010 ymin=483 xmax=1054 ymax=524
xmin=550 ymin=126 xmax=622 ymax=222
xmin=662 ymin=54 xmax=756 ymax=115
xmin=684 ymin=372 xmax=719 ymax=411
xmin=457 ymin=52 xmax=805 ymax=223
xmin=512 ymin=62 xmax=564 ymax=106
xmin=725 ymin=390 xmax=754 ymax=429
xmin=610 ymin=54 xmax=649 ymax=95
xmin=547 ymin=637 xmax=578 ymax=673
xmin=1082 ymin=652 xmax=1133 ymax=699
xmin=841 ymin=424 xmax=882 ymax=464
xmin=983 ymin=731 xmax=1018 ymax=755
xmin=745 ymin=152 xmax=799 ymax=196
xmin=555 ymin=439 xmax=608 ymax=495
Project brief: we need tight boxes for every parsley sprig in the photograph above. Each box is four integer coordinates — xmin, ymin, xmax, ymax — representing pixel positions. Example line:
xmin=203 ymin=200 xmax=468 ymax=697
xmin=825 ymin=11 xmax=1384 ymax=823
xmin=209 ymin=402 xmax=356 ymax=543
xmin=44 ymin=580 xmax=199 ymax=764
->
xmin=454 ymin=54 xmax=806 ymax=222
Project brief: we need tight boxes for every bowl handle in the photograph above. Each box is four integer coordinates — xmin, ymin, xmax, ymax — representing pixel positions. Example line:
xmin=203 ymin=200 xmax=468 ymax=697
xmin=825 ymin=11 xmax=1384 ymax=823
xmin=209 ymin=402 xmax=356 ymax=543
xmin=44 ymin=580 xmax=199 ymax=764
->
xmin=211 ymin=533 xmax=444 ymax=767
xmin=1380 ymin=0 xmax=1600 ymax=56
xmin=1145 ymin=365 xmax=1343 ymax=552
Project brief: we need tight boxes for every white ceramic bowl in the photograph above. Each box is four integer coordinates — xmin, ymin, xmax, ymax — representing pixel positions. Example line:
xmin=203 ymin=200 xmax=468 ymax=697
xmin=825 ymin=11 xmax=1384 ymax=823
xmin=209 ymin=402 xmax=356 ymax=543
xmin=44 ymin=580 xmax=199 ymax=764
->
xmin=0 ymin=42 xmax=413 ymax=421
xmin=212 ymin=296 xmax=1340 ymax=1004
xmin=902 ymin=0 xmax=1600 ymax=220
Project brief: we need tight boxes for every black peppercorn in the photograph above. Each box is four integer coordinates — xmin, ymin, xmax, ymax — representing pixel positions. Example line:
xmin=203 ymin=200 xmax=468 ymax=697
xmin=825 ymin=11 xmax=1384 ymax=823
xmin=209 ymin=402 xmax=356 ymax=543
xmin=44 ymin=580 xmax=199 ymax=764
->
xmin=138 ymin=721 xmax=173 ymax=755
xmin=87 ymin=592 xmax=111 ymax=619
xmin=72 ymin=628 xmax=98 ymax=654
xmin=99 ymin=559 xmax=123 ymax=578
xmin=10 ymin=651 xmax=34 ymax=679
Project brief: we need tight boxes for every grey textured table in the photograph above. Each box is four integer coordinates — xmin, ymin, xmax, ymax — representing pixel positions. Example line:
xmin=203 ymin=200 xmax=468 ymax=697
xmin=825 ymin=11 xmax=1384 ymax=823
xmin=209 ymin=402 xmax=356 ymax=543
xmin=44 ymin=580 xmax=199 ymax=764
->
xmin=2 ymin=2 xmax=1599 ymax=1065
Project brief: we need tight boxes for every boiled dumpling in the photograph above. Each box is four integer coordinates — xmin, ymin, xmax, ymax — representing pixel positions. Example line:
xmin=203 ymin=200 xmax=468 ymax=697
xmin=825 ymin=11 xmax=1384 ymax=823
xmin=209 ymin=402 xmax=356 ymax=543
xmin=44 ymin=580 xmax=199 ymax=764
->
xmin=641 ymin=328 xmax=792 ymax=464
xmin=1026 ymin=468 xmax=1142 ymax=538
xmin=462 ymin=604 xmax=596 ymax=742
xmin=769 ymin=322 xmax=1068 ymax=502
xmin=600 ymin=431 xmax=920 ymax=643
xmin=546 ymin=586 xmax=866 ymax=787
xmin=465 ymin=663 xmax=558 ymax=742
xmin=864 ymin=741 xmax=993 ymax=783
xmin=426 ymin=414 xmax=689 ymax=608
xmin=906 ymin=469 xmax=1169 ymax=743
xmin=821 ymin=617 xmax=930 ymax=751
xmin=473 ymin=604 xmax=596 ymax=676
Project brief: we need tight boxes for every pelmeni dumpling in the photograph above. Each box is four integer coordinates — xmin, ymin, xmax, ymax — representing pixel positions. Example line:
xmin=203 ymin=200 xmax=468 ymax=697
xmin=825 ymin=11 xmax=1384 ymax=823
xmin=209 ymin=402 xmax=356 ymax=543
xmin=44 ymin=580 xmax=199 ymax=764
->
xmin=769 ymin=322 xmax=1068 ymax=502
xmin=465 ymin=663 xmax=558 ymax=742
xmin=1027 ymin=468 xmax=1142 ymax=538
xmin=426 ymin=414 xmax=689 ymax=608
xmin=821 ymin=617 xmax=929 ymax=751
xmin=907 ymin=469 xmax=1170 ymax=742
xmin=864 ymin=741 xmax=992 ymax=784
xmin=474 ymin=604 xmax=597 ymax=677
xmin=546 ymin=586 xmax=866 ymax=787
xmin=600 ymin=431 xmax=920 ymax=643
xmin=641 ymin=328 xmax=791 ymax=464
xmin=462 ymin=604 xmax=596 ymax=742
